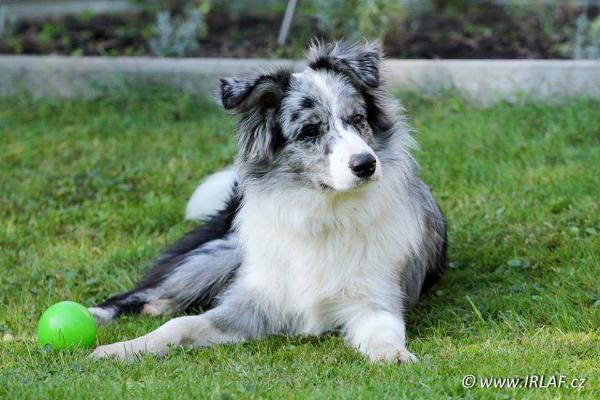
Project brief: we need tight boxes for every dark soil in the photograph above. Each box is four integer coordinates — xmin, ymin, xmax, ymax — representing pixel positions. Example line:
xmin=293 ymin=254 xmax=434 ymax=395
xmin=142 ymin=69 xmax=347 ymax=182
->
xmin=0 ymin=13 xmax=152 ymax=56
xmin=0 ymin=11 xmax=297 ymax=57
xmin=384 ymin=5 xmax=578 ymax=59
xmin=0 ymin=4 xmax=594 ymax=58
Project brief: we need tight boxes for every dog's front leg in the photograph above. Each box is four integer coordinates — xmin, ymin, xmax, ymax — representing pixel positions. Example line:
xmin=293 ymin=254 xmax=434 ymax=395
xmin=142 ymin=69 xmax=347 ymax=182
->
xmin=343 ymin=309 xmax=417 ymax=364
xmin=90 ymin=312 xmax=240 ymax=361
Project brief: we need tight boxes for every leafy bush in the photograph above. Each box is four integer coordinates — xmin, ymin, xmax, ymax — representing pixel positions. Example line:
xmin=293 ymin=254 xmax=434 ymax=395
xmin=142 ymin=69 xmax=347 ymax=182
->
xmin=571 ymin=14 xmax=600 ymax=59
xmin=0 ymin=6 xmax=16 ymax=39
xmin=148 ymin=1 xmax=210 ymax=57
xmin=308 ymin=0 xmax=405 ymax=41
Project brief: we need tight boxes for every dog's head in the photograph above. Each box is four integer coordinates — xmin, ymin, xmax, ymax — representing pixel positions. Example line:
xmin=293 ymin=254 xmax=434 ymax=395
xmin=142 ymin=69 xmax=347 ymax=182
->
xmin=221 ymin=41 xmax=396 ymax=192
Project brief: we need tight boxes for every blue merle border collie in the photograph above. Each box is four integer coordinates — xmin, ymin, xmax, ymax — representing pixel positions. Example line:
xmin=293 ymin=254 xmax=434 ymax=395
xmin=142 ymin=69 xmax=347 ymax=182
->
xmin=90 ymin=41 xmax=447 ymax=363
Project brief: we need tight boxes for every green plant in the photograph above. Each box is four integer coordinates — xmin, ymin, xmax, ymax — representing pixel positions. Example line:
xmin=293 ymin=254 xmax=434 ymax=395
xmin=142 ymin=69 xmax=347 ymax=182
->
xmin=149 ymin=3 xmax=209 ymax=57
xmin=37 ymin=23 xmax=63 ymax=48
xmin=401 ymin=0 xmax=434 ymax=14
xmin=571 ymin=14 xmax=600 ymax=59
xmin=0 ymin=6 xmax=16 ymax=38
xmin=505 ymin=0 xmax=563 ymax=37
xmin=307 ymin=0 xmax=405 ymax=41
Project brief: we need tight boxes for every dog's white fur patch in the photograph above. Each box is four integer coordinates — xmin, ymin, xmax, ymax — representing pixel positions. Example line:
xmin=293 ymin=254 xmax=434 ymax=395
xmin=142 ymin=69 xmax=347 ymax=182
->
xmin=344 ymin=309 xmax=416 ymax=363
xmin=88 ymin=307 xmax=117 ymax=325
xmin=185 ymin=167 xmax=237 ymax=220
xmin=328 ymin=127 xmax=382 ymax=191
xmin=230 ymin=134 xmax=424 ymax=362
xmin=142 ymin=299 xmax=176 ymax=316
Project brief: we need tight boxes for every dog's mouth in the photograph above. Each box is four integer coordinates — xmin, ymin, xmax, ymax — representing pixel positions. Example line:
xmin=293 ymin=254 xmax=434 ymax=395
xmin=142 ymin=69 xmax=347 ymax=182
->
xmin=350 ymin=175 xmax=379 ymax=190
xmin=319 ymin=183 xmax=336 ymax=192
xmin=318 ymin=174 xmax=379 ymax=193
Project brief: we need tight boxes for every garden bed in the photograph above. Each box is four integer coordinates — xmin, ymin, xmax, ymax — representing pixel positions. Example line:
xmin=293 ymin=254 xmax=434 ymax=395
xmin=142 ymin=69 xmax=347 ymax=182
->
xmin=1 ymin=3 xmax=597 ymax=58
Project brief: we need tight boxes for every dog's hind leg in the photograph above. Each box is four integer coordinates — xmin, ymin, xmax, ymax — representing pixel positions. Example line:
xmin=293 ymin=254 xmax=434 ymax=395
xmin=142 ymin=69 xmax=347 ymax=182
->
xmin=89 ymin=188 xmax=241 ymax=325
xmin=89 ymin=233 xmax=240 ymax=324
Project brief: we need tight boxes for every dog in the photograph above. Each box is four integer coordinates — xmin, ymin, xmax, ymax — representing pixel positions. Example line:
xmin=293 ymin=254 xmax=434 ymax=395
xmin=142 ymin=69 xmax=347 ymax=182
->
xmin=89 ymin=41 xmax=447 ymax=363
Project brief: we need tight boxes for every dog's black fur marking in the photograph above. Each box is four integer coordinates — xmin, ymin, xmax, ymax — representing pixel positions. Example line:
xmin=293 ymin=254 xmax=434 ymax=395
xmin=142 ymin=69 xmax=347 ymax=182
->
xmin=221 ymin=69 xmax=291 ymax=166
xmin=269 ymin=114 xmax=288 ymax=155
xmin=300 ymin=97 xmax=315 ymax=109
xmin=140 ymin=187 xmax=240 ymax=290
xmin=401 ymin=180 xmax=447 ymax=308
xmin=308 ymin=43 xmax=380 ymax=89
xmin=221 ymin=70 xmax=292 ymax=112
xmin=422 ymin=228 xmax=447 ymax=293
xmin=97 ymin=185 xmax=242 ymax=317
xmin=308 ymin=56 xmax=335 ymax=73
xmin=421 ymin=202 xmax=448 ymax=294
xmin=361 ymin=90 xmax=395 ymax=135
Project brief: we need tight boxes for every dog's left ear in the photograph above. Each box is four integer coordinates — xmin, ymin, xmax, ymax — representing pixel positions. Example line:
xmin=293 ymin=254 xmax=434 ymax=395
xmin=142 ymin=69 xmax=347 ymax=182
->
xmin=307 ymin=41 xmax=382 ymax=89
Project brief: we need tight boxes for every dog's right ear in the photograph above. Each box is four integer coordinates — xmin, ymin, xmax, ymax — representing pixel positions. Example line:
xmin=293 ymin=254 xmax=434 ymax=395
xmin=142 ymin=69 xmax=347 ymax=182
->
xmin=220 ymin=70 xmax=291 ymax=164
xmin=307 ymin=40 xmax=382 ymax=90
xmin=220 ymin=69 xmax=290 ymax=112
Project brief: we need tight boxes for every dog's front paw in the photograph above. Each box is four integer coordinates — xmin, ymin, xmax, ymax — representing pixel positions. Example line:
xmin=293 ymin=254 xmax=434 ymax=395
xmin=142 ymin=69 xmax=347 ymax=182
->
xmin=366 ymin=343 xmax=418 ymax=364
xmin=90 ymin=342 xmax=130 ymax=360
xmin=90 ymin=341 xmax=142 ymax=361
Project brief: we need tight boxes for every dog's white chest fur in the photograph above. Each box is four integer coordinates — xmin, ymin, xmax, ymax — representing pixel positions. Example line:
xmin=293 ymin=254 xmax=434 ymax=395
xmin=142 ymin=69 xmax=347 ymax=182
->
xmin=236 ymin=173 xmax=424 ymax=335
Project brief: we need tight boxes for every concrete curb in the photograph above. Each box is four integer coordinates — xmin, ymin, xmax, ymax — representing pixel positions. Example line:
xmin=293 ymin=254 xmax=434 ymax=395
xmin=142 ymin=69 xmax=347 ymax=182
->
xmin=1 ymin=56 xmax=599 ymax=104
xmin=384 ymin=59 xmax=600 ymax=104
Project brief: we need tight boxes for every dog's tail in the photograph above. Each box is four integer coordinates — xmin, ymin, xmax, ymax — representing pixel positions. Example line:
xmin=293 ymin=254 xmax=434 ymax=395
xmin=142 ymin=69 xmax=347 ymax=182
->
xmin=89 ymin=172 xmax=241 ymax=325
xmin=185 ymin=167 xmax=238 ymax=221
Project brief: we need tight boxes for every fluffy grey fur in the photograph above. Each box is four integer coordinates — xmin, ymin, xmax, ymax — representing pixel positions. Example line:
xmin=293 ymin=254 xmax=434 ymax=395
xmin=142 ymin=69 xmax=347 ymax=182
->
xmin=90 ymin=40 xmax=447 ymax=363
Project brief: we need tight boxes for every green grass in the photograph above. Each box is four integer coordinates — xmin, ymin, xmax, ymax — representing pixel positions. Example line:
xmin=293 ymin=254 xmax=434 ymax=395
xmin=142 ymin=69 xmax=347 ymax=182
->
xmin=1 ymin=90 xmax=599 ymax=399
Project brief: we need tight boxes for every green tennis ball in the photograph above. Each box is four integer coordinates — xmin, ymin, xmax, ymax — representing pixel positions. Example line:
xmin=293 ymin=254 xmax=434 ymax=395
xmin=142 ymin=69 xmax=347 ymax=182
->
xmin=37 ymin=301 xmax=97 ymax=350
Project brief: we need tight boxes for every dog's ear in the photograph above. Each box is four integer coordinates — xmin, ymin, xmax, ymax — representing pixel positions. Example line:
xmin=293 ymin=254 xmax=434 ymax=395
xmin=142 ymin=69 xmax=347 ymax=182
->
xmin=309 ymin=41 xmax=395 ymax=134
xmin=220 ymin=69 xmax=290 ymax=112
xmin=307 ymin=40 xmax=382 ymax=89
xmin=220 ymin=69 xmax=291 ymax=164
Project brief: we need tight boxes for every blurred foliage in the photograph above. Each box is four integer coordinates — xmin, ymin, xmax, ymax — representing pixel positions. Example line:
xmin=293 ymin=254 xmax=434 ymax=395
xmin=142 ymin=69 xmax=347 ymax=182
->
xmin=149 ymin=6 xmax=209 ymax=57
xmin=304 ymin=0 xmax=406 ymax=41
xmin=1 ymin=0 xmax=599 ymax=59
xmin=571 ymin=14 xmax=600 ymax=59
xmin=503 ymin=0 xmax=600 ymax=58
xmin=0 ymin=6 xmax=17 ymax=39
xmin=129 ymin=0 xmax=211 ymax=57
xmin=505 ymin=0 xmax=578 ymax=37
xmin=211 ymin=0 xmax=286 ymax=15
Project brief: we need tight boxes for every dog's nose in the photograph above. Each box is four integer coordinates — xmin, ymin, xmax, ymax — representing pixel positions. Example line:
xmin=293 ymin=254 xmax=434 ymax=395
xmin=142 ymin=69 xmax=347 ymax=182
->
xmin=349 ymin=152 xmax=377 ymax=178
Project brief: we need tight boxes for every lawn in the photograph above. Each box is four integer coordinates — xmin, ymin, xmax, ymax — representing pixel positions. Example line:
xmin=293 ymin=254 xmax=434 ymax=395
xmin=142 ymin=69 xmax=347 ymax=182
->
xmin=0 ymin=90 xmax=599 ymax=399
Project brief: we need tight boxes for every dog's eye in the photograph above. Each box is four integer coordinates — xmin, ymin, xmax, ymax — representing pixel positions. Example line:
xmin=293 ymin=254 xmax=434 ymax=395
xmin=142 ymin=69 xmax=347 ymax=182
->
xmin=351 ymin=114 xmax=366 ymax=125
xmin=299 ymin=124 xmax=321 ymax=140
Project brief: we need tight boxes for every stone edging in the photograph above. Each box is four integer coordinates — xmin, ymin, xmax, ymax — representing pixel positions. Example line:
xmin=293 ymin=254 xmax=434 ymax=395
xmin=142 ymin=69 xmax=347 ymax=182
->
xmin=1 ymin=56 xmax=599 ymax=104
